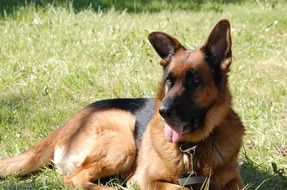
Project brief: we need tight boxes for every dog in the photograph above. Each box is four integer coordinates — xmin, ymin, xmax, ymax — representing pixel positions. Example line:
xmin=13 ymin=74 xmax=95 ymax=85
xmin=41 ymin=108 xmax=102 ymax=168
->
xmin=0 ymin=19 xmax=245 ymax=190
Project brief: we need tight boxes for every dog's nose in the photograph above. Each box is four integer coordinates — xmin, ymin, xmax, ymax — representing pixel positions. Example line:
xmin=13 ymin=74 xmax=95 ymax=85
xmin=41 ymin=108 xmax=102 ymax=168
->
xmin=159 ymin=105 xmax=171 ymax=118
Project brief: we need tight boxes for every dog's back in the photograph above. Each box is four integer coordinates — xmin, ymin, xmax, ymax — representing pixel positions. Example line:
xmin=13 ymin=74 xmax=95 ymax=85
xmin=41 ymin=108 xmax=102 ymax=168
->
xmin=0 ymin=98 xmax=154 ymax=180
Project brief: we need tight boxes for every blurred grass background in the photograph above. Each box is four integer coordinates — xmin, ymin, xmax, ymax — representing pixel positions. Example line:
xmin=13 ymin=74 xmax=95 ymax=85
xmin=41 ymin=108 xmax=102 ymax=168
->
xmin=0 ymin=0 xmax=286 ymax=189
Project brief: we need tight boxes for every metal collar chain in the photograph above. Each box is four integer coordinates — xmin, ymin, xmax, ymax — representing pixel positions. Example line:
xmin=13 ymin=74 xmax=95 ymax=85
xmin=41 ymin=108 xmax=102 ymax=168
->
xmin=179 ymin=143 xmax=197 ymax=176
xmin=178 ymin=142 xmax=209 ymax=190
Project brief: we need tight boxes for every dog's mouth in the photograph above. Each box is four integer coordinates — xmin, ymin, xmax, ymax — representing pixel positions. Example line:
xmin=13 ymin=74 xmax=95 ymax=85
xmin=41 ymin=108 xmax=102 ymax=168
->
xmin=163 ymin=121 xmax=184 ymax=143
xmin=163 ymin=116 xmax=204 ymax=143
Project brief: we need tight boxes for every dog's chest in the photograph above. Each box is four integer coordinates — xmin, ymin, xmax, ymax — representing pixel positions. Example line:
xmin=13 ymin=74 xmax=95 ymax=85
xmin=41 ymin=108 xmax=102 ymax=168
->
xmin=179 ymin=141 xmax=222 ymax=178
xmin=192 ymin=144 xmax=222 ymax=177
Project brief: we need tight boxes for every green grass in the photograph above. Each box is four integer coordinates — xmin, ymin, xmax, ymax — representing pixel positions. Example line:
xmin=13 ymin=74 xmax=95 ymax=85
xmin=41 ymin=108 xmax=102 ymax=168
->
xmin=0 ymin=1 xmax=287 ymax=189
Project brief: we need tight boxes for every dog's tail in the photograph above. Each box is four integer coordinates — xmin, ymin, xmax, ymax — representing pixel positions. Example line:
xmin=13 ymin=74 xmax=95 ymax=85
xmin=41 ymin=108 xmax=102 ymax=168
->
xmin=0 ymin=129 xmax=59 ymax=177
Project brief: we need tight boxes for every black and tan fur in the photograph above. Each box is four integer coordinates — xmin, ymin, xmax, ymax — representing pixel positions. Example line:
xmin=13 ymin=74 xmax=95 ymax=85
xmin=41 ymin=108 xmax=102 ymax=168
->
xmin=0 ymin=19 xmax=245 ymax=190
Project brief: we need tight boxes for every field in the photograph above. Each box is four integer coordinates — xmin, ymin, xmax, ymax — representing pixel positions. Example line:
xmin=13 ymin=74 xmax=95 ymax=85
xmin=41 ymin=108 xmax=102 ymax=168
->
xmin=0 ymin=0 xmax=286 ymax=189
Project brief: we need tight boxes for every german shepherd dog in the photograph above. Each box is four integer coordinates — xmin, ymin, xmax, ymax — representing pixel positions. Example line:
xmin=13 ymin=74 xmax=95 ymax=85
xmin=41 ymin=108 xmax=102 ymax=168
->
xmin=0 ymin=19 xmax=245 ymax=190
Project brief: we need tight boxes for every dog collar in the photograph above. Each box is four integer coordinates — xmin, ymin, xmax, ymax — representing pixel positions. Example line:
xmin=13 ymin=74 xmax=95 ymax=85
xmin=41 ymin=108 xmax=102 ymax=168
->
xmin=179 ymin=141 xmax=197 ymax=152
xmin=178 ymin=141 xmax=215 ymax=189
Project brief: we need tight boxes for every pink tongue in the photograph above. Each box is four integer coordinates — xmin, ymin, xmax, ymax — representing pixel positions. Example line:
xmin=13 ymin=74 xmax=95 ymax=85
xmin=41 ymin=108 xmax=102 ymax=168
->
xmin=164 ymin=122 xmax=183 ymax=143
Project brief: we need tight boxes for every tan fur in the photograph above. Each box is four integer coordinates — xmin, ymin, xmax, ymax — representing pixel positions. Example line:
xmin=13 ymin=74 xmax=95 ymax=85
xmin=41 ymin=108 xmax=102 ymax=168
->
xmin=61 ymin=109 xmax=137 ymax=187
xmin=0 ymin=20 xmax=244 ymax=190
xmin=130 ymin=20 xmax=244 ymax=190
xmin=130 ymin=106 xmax=244 ymax=190
xmin=0 ymin=129 xmax=58 ymax=176
xmin=0 ymin=109 xmax=137 ymax=189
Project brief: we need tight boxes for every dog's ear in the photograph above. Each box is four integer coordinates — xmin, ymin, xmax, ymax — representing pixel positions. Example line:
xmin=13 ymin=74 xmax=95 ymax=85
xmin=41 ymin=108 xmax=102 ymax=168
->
xmin=202 ymin=19 xmax=232 ymax=72
xmin=148 ymin=32 xmax=183 ymax=66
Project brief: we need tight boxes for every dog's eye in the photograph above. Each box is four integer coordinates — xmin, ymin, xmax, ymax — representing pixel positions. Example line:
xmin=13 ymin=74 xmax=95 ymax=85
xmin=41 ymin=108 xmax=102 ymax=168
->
xmin=165 ymin=76 xmax=174 ymax=88
xmin=192 ymin=76 xmax=201 ymax=86
xmin=186 ymin=74 xmax=201 ymax=90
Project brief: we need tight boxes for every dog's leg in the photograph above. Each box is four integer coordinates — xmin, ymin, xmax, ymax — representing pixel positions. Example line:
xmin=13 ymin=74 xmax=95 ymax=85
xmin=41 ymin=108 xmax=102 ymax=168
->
xmin=64 ymin=133 xmax=136 ymax=189
xmin=214 ymin=165 xmax=243 ymax=190
xmin=59 ymin=109 xmax=137 ymax=189
xmin=222 ymin=178 xmax=243 ymax=190
xmin=150 ymin=181 xmax=189 ymax=190
xmin=64 ymin=153 xmax=132 ymax=190
xmin=64 ymin=170 xmax=116 ymax=190
xmin=130 ymin=177 xmax=188 ymax=190
xmin=65 ymin=179 xmax=116 ymax=190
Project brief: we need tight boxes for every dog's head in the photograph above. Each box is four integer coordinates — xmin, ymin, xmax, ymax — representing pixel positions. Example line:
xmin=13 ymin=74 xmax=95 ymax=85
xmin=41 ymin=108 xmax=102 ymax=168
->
xmin=149 ymin=20 xmax=232 ymax=143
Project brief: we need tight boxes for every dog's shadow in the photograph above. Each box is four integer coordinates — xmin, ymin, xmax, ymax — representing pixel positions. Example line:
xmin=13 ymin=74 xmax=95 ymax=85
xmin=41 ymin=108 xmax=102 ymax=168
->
xmin=240 ymin=154 xmax=287 ymax=190
xmin=0 ymin=173 xmax=123 ymax=190
xmin=0 ymin=162 xmax=286 ymax=190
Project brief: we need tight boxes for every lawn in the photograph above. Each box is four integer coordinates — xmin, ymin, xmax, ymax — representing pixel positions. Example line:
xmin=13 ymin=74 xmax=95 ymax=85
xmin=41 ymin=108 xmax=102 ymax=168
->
xmin=0 ymin=0 xmax=286 ymax=189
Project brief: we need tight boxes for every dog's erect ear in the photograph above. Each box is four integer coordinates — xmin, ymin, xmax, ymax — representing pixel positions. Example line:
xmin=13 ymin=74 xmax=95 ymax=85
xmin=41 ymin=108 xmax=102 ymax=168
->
xmin=202 ymin=19 xmax=232 ymax=71
xmin=148 ymin=32 xmax=183 ymax=66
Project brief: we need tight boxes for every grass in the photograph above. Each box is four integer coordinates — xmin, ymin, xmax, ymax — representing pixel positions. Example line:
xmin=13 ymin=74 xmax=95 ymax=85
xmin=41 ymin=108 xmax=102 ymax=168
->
xmin=0 ymin=0 xmax=287 ymax=189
